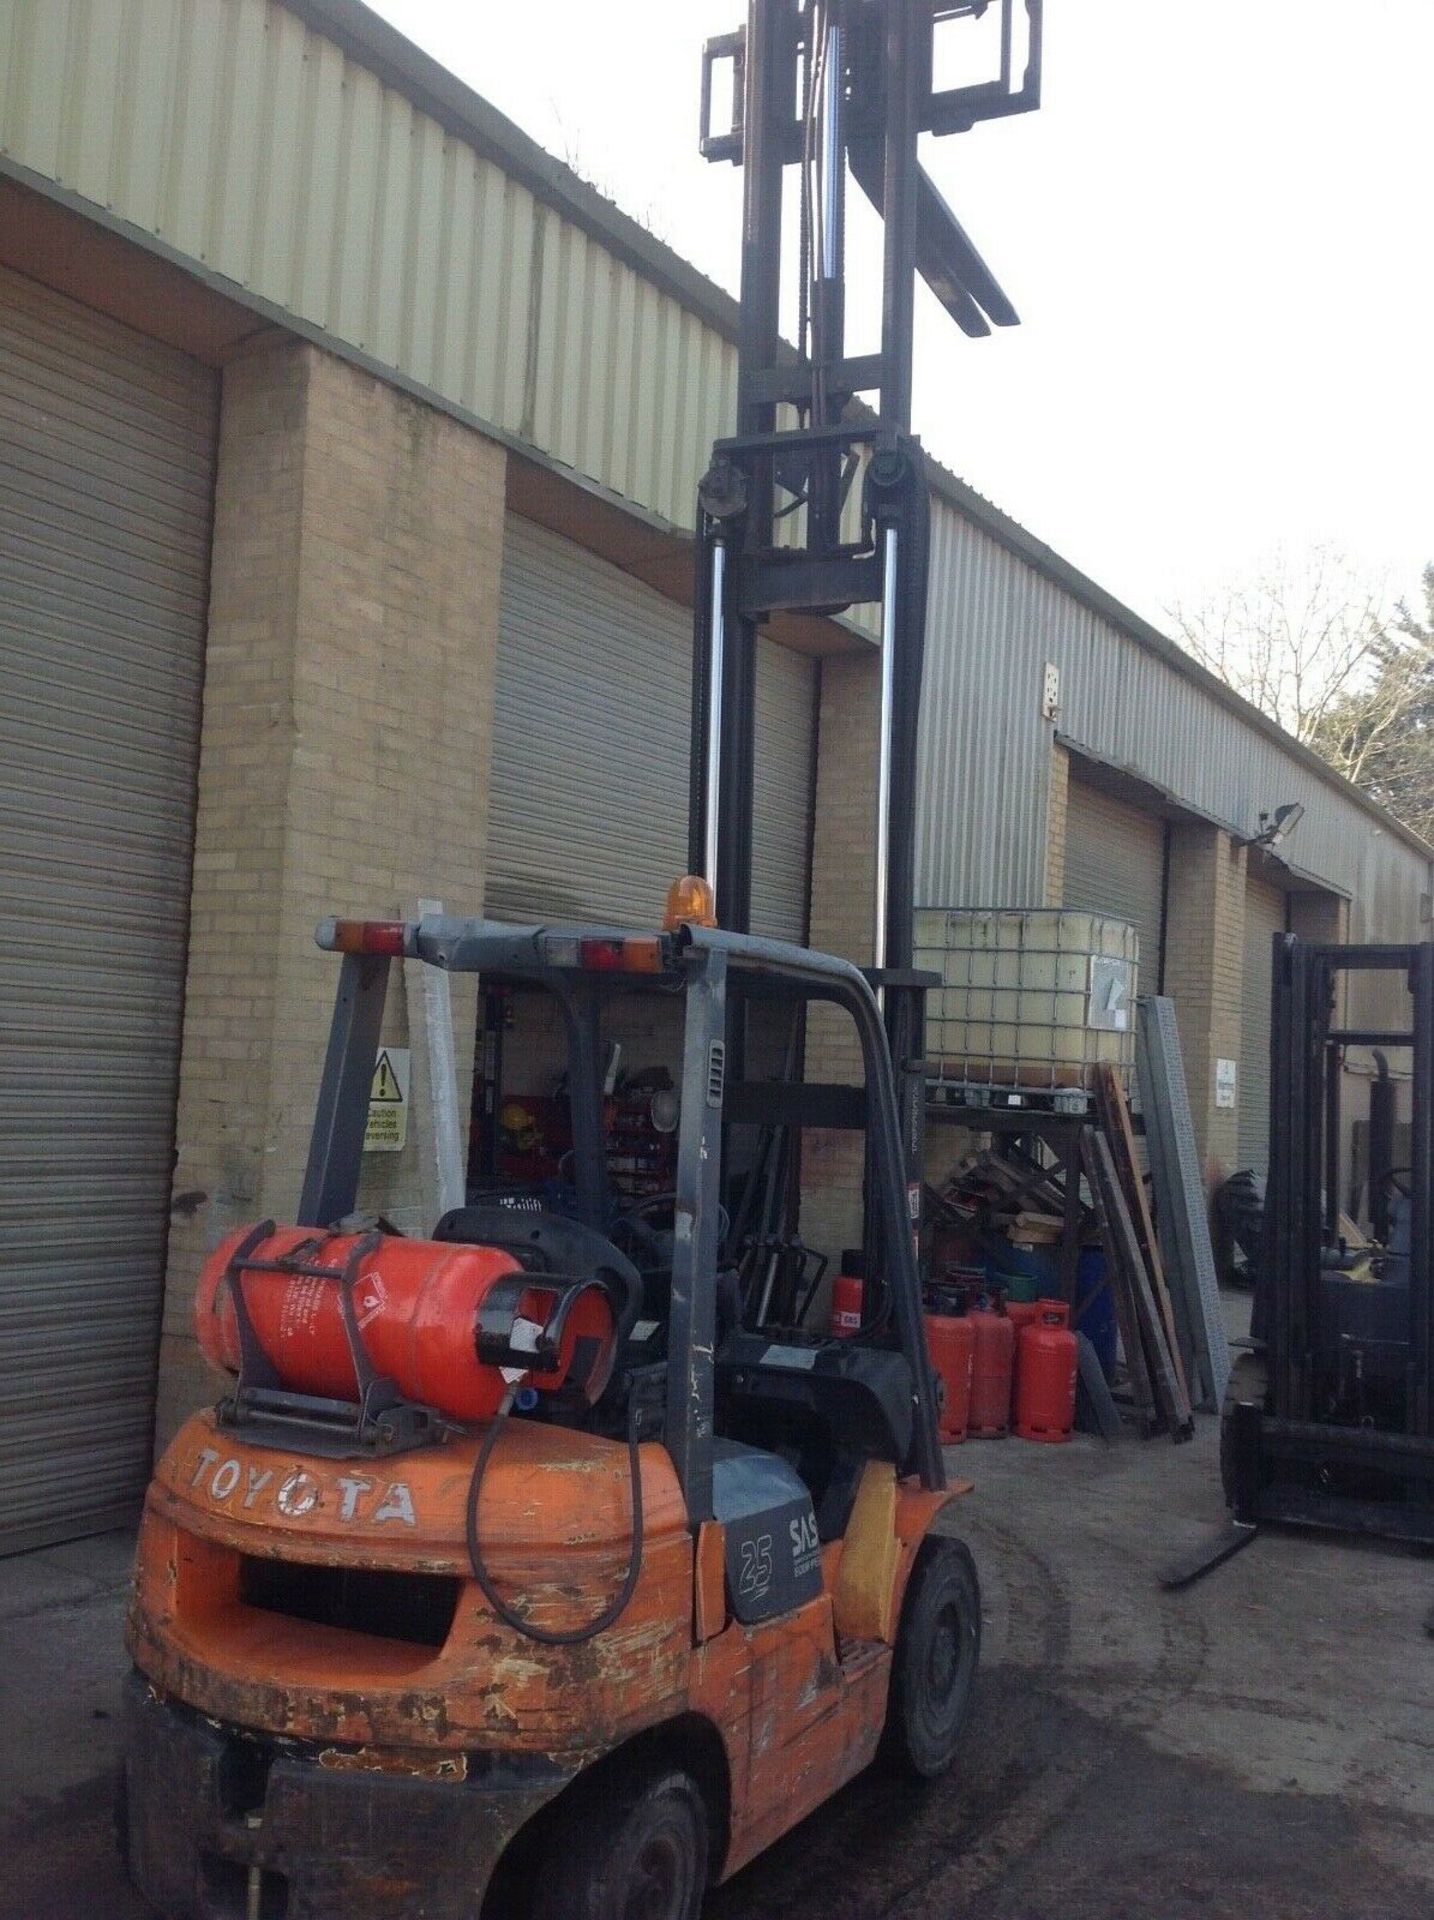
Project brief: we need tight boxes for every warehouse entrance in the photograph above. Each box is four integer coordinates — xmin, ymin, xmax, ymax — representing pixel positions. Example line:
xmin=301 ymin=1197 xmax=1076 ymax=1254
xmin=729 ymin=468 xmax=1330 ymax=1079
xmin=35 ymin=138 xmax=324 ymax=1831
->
xmin=476 ymin=512 xmax=817 ymax=1200
xmin=1062 ymin=761 xmax=1170 ymax=997
xmin=0 ymin=265 xmax=218 ymax=1552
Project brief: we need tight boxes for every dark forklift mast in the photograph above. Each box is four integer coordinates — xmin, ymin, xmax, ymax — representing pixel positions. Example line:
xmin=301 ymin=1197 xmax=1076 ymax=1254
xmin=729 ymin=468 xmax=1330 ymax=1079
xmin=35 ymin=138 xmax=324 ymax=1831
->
xmin=688 ymin=2 xmax=1041 ymax=1244
xmin=689 ymin=0 xmax=1041 ymax=958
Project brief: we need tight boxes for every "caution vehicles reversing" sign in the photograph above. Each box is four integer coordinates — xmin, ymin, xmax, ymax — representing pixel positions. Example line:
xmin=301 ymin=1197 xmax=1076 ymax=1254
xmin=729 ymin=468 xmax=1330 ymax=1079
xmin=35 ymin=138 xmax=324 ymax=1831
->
xmin=364 ymin=1047 xmax=410 ymax=1152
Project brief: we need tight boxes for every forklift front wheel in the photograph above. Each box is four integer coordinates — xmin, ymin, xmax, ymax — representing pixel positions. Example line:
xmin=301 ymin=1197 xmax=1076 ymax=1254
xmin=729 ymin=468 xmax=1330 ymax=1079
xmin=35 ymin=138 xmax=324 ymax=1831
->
xmin=882 ymin=1535 xmax=982 ymax=1779
xmin=531 ymin=1765 xmax=709 ymax=1920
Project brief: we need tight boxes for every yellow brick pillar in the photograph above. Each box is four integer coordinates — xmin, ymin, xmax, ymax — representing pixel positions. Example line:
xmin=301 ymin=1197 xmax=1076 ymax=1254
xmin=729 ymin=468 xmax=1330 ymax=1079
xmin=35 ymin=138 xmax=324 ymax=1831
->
xmin=800 ymin=651 xmax=881 ymax=1269
xmin=156 ymin=338 xmax=506 ymax=1446
xmin=1044 ymin=741 xmax=1070 ymax=906
xmin=1161 ymin=822 xmax=1247 ymax=1184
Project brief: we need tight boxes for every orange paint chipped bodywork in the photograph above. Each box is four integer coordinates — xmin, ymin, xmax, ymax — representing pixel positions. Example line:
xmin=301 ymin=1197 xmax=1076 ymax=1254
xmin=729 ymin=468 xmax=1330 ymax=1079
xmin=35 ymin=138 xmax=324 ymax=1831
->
xmin=129 ymin=1410 xmax=970 ymax=1887
xmin=129 ymin=1411 xmax=693 ymax=1754
xmin=895 ymin=1477 xmax=969 ymax=1543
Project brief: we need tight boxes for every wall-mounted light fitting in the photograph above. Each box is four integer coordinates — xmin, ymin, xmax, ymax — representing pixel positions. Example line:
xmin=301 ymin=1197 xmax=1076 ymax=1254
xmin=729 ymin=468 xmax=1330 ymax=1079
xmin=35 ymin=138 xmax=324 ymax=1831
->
xmin=1241 ymin=801 xmax=1305 ymax=851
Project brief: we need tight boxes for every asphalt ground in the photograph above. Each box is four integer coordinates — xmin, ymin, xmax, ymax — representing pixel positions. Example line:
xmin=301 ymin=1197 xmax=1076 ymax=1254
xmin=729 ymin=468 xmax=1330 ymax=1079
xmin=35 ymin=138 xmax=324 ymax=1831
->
xmin=5 ymin=1407 xmax=1432 ymax=1920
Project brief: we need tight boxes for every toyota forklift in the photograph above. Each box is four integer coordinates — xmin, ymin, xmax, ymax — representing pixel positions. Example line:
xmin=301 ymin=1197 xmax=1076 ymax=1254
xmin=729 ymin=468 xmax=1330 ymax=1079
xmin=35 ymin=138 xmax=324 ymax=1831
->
xmin=122 ymin=6 xmax=1044 ymax=1915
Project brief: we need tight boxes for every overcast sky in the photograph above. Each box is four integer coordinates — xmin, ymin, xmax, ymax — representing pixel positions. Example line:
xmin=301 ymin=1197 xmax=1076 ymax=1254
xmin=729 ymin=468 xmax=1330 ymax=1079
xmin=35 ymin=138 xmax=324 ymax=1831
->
xmin=371 ymin=1 xmax=1434 ymax=630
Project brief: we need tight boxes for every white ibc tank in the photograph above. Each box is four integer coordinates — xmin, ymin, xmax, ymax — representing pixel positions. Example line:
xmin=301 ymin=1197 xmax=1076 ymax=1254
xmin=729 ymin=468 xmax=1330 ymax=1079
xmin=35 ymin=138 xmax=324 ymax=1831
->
xmin=915 ymin=908 xmax=1139 ymax=1099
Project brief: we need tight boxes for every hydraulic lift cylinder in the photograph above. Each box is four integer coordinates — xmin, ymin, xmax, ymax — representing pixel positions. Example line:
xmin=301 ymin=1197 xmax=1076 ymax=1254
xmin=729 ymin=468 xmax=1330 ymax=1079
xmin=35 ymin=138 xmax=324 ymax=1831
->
xmin=874 ymin=524 xmax=899 ymax=984
xmin=703 ymin=537 xmax=729 ymax=898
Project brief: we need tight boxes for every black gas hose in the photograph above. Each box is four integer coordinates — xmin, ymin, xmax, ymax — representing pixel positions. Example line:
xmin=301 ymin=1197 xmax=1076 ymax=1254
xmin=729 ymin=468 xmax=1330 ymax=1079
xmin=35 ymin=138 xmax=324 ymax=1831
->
xmin=463 ymin=1389 xmax=645 ymax=1646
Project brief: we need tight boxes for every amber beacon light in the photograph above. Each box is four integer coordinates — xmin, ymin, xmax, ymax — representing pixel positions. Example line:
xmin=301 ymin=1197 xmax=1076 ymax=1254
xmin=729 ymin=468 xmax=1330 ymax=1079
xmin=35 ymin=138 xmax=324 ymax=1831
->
xmin=663 ymin=873 xmax=718 ymax=931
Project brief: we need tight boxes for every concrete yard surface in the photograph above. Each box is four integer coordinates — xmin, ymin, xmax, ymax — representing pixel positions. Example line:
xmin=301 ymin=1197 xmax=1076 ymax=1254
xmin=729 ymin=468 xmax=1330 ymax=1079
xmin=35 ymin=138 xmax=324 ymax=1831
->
xmin=3 ymin=1416 xmax=1432 ymax=1920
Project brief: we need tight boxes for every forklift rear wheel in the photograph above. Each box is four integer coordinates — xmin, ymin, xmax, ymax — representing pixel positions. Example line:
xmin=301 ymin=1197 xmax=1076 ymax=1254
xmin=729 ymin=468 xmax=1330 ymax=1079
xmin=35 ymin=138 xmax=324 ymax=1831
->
xmin=531 ymin=1765 xmax=709 ymax=1920
xmin=1219 ymin=1352 xmax=1269 ymax=1510
xmin=882 ymin=1535 xmax=981 ymax=1779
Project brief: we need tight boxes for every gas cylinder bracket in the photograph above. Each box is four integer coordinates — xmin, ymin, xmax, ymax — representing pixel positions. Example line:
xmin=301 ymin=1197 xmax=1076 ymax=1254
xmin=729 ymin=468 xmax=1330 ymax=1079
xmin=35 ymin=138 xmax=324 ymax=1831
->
xmin=216 ymin=1226 xmax=452 ymax=1458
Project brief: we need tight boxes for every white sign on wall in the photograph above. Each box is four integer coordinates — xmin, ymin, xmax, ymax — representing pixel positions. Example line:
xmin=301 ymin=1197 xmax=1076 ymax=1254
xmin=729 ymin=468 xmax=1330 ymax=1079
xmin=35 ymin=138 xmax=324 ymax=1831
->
xmin=1215 ymin=1057 xmax=1237 ymax=1110
xmin=364 ymin=1047 xmax=410 ymax=1151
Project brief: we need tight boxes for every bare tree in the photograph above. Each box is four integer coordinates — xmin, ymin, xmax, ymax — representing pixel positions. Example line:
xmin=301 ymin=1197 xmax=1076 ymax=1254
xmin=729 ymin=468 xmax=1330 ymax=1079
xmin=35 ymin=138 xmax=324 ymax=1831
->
xmin=1312 ymin=567 xmax=1434 ymax=842
xmin=1169 ymin=545 xmax=1391 ymax=746
xmin=1171 ymin=547 xmax=1434 ymax=843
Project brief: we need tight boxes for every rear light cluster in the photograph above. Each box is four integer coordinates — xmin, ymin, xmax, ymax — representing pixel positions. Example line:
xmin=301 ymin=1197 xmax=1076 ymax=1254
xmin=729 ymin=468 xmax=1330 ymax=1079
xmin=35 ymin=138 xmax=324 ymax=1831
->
xmin=578 ymin=937 xmax=665 ymax=973
xmin=319 ymin=920 xmax=676 ymax=971
xmin=324 ymin=919 xmax=409 ymax=956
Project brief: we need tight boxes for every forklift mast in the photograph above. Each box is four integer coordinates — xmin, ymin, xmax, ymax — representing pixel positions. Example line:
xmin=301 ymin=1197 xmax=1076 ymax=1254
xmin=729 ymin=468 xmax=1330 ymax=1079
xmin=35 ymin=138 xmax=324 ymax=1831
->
xmin=689 ymin=0 xmax=1041 ymax=1215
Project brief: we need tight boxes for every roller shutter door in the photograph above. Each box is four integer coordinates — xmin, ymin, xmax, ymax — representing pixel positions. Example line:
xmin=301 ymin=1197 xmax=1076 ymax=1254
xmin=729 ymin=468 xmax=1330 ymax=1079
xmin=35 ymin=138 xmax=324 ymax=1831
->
xmin=1239 ymin=873 xmax=1288 ymax=1174
xmin=1063 ymin=774 xmax=1167 ymax=995
xmin=489 ymin=515 xmax=814 ymax=940
xmin=0 ymin=267 xmax=217 ymax=1553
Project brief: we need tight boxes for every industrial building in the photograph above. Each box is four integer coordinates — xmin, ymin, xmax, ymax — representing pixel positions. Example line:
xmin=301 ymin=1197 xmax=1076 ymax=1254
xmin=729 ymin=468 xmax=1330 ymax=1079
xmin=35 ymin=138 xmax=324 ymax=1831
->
xmin=1 ymin=0 xmax=1429 ymax=1555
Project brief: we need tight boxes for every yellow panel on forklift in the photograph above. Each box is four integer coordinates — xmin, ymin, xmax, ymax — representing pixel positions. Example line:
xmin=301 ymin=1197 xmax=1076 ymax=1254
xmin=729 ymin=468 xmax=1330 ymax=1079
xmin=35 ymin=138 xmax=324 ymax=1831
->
xmin=832 ymin=1460 xmax=901 ymax=1644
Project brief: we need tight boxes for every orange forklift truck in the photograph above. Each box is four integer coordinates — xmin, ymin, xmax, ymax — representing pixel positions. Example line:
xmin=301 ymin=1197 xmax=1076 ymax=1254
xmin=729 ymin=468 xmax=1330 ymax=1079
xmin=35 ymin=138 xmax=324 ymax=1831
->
xmin=122 ymin=902 xmax=977 ymax=1919
xmin=122 ymin=6 xmax=1044 ymax=1912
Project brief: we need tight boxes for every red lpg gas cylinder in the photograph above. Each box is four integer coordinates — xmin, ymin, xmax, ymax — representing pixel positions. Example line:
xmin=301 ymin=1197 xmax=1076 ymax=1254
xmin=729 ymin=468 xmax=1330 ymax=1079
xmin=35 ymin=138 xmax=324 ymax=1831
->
xmin=1004 ymin=1299 xmax=1041 ymax=1420
xmin=924 ymin=1313 xmax=975 ymax=1442
xmin=195 ymin=1223 xmax=615 ymax=1422
xmin=829 ymin=1271 xmax=865 ymax=1338
xmin=1014 ymin=1299 xmax=1079 ymax=1443
xmin=967 ymin=1306 xmax=1015 ymax=1437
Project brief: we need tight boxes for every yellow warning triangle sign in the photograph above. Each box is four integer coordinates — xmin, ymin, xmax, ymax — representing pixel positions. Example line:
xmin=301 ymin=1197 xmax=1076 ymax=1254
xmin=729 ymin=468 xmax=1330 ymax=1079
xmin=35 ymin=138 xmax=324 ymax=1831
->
xmin=371 ymin=1050 xmax=404 ymax=1102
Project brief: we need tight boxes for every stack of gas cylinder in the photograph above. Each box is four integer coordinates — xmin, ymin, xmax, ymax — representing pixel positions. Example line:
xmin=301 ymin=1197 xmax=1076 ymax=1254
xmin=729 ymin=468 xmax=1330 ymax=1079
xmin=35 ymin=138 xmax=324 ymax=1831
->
xmin=830 ymin=1268 xmax=1079 ymax=1445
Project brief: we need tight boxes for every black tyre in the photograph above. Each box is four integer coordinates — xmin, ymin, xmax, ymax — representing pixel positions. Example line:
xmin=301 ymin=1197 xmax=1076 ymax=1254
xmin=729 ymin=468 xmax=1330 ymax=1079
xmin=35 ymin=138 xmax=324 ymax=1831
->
xmin=1219 ymin=1351 xmax=1269 ymax=1510
xmin=531 ymin=1766 xmax=709 ymax=1920
xmin=882 ymin=1535 xmax=981 ymax=1779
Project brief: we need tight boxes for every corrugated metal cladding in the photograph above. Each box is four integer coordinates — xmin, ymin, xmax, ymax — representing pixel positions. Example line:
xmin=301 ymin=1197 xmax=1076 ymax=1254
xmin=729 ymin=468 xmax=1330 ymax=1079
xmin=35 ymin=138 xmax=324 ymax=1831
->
xmin=488 ymin=516 xmax=814 ymax=941
xmin=916 ymin=497 xmax=1431 ymax=936
xmin=0 ymin=264 xmax=217 ymax=1554
xmin=1062 ymin=777 xmax=1167 ymax=994
xmin=914 ymin=499 xmax=1050 ymax=910
xmin=0 ymin=0 xmax=736 ymax=535
xmin=1239 ymin=874 xmax=1288 ymax=1175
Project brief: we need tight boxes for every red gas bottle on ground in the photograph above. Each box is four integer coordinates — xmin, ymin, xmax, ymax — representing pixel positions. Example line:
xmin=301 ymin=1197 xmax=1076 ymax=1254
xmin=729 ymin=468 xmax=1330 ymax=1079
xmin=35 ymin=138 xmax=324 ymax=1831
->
xmin=1005 ymin=1298 xmax=1041 ymax=1420
xmin=1014 ymin=1298 xmax=1079 ymax=1443
xmin=829 ymin=1269 xmax=865 ymax=1337
xmin=967 ymin=1305 xmax=1015 ymax=1437
xmin=924 ymin=1312 xmax=976 ymax=1442
xmin=195 ymin=1222 xmax=615 ymax=1421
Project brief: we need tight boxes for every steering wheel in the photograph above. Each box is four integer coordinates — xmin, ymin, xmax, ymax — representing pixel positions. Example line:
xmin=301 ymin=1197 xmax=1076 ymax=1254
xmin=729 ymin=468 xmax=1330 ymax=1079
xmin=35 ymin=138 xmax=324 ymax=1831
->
xmin=611 ymin=1192 xmax=732 ymax=1268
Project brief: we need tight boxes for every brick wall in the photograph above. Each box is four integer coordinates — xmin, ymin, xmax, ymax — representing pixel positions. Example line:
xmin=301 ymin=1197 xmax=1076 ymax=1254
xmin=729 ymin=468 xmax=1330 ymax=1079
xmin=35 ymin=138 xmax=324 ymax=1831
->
xmin=801 ymin=651 xmax=881 ymax=1268
xmin=156 ymin=337 xmax=506 ymax=1446
xmin=1044 ymin=741 xmax=1070 ymax=905
xmin=1162 ymin=822 xmax=1247 ymax=1180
